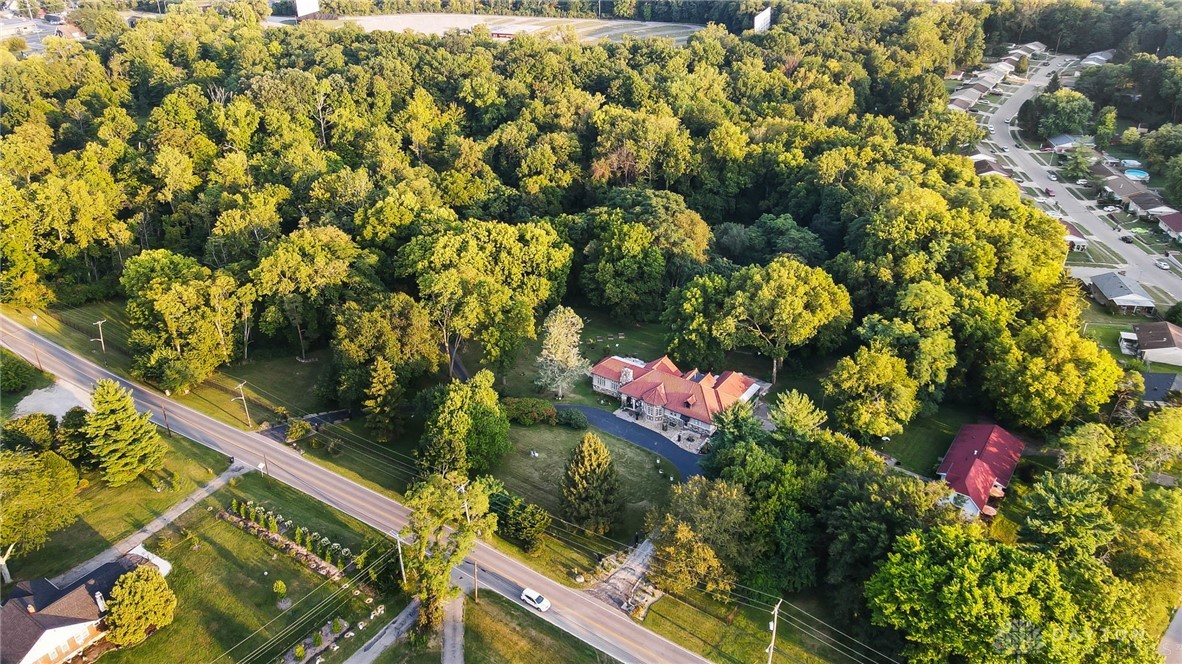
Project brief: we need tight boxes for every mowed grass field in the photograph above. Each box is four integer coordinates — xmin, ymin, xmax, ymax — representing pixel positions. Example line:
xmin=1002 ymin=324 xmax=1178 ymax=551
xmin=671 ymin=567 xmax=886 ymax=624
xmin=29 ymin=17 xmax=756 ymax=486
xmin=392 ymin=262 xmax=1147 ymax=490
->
xmin=6 ymin=432 xmax=229 ymax=585
xmin=464 ymin=593 xmax=614 ymax=664
xmin=102 ymin=472 xmax=396 ymax=664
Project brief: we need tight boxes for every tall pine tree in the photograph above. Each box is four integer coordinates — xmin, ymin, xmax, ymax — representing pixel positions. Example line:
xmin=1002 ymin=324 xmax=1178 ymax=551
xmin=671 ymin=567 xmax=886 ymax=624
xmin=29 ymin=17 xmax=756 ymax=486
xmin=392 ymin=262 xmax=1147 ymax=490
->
xmin=561 ymin=432 xmax=621 ymax=534
xmin=86 ymin=379 xmax=165 ymax=487
xmin=363 ymin=356 xmax=402 ymax=438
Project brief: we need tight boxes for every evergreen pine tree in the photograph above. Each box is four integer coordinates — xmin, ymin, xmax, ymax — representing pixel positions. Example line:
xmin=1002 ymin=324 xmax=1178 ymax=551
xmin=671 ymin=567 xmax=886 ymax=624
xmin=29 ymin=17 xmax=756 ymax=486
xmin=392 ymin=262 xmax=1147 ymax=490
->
xmin=363 ymin=357 xmax=403 ymax=438
xmin=561 ymin=432 xmax=622 ymax=534
xmin=85 ymin=379 xmax=165 ymax=487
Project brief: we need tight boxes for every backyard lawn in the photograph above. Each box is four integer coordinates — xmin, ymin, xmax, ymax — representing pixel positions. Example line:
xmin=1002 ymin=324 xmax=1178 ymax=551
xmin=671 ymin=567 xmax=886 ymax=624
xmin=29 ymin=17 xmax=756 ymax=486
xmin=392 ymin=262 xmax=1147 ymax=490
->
xmin=875 ymin=404 xmax=979 ymax=476
xmin=6 ymin=432 xmax=229 ymax=584
xmin=465 ymin=593 xmax=613 ymax=664
xmin=103 ymin=472 xmax=395 ymax=664
xmin=642 ymin=588 xmax=844 ymax=664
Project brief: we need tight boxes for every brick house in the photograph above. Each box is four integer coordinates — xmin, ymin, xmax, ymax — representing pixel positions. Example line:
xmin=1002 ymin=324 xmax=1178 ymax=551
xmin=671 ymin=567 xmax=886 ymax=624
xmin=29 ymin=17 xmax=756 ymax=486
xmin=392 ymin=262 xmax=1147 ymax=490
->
xmin=590 ymin=356 xmax=761 ymax=435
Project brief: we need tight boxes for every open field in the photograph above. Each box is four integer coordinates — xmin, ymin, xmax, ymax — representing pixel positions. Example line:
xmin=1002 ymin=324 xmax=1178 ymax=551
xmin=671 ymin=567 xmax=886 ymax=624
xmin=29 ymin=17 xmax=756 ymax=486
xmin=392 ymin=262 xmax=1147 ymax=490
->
xmin=318 ymin=13 xmax=705 ymax=44
xmin=102 ymin=472 xmax=392 ymax=664
xmin=643 ymin=588 xmax=846 ymax=664
xmin=465 ymin=592 xmax=612 ymax=664
xmin=6 ymin=432 xmax=229 ymax=584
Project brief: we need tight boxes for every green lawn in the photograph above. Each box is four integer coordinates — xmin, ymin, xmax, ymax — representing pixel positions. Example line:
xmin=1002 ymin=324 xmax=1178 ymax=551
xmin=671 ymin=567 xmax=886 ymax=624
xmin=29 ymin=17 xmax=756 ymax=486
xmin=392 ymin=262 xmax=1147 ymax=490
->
xmin=6 ymin=432 xmax=229 ymax=584
xmin=0 ymin=350 xmax=53 ymax=420
xmin=642 ymin=588 xmax=844 ymax=664
xmin=465 ymin=592 xmax=614 ymax=664
xmin=102 ymin=472 xmax=393 ymax=664
xmin=876 ymin=404 xmax=980 ymax=476
xmin=498 ymin=424 xmax=677 ymax=541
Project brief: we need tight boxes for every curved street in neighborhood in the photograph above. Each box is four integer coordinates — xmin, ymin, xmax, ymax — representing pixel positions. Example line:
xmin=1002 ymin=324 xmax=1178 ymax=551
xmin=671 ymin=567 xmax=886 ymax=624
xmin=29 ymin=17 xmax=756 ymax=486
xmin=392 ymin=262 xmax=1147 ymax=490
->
xmin=0 ymin=314 xmax=709 ymax=664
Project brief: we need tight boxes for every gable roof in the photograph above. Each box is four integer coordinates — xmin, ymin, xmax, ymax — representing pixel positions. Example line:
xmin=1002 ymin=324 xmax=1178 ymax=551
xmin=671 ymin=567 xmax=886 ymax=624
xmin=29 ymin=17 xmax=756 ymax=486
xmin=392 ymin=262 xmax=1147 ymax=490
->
xmin=1 ymin=557 xmax=144 ymax=664
xmin=975 ymin=160 xmax=1012 ymax=178
xmin=1103 ymin=175 xmax=1146 ymax=198
xmin=1129 ymin=191 xmax=1166 ymax=208
xmin=1141 ymin=372 xmax=1182 ymax=403
xmin=54 ymin=24 xmax=85 ymax=39
xmin=1091 ymin=272 xmax=1155 ymax=307
xmin=1061 ymin=220 xmax=1086 ymax=239
xmin=1158 ymin=212 xmax=1182 ymax=233
xmin=1135 ymin=321 xmax=1182 ymax=350
xmin=937 ymin=425 xmax=1025 ymax=512
xmin=590 ymin=355 xmax=757 ymax=424
xmin=1047 ymin=134 xmax=1079 ymax=147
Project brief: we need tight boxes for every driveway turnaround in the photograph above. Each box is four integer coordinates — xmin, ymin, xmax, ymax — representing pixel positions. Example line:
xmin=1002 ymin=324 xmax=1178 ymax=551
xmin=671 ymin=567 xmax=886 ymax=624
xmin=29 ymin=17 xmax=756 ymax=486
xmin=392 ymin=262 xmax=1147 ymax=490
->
xmin=556 ymin=405 xmax=703 ymax=478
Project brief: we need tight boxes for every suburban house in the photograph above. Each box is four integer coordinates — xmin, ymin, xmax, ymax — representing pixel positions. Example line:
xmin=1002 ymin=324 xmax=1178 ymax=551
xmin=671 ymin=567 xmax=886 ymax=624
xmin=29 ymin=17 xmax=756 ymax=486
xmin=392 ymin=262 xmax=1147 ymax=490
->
xmin=937 ymin=424 xmax=1025 ymax=518
xmin=947 ymin=97 xmax=974 ymax=111
xmin=1061 ymin=221 xmax=1088 ymax=251
xmin=1128 ymin=191 xmax=1171 ymax=218
xmin=590 ymin=355 xmax=761 ymax=435
xmin=975 ymin=160 xmax=1013 ymax=179
xmin=0 ymin=546 xmax=170 ymax=664
xmin=1158 ymin=212 xmax=1182 ymax=242
xmin=1134 ymin=322 xmax=1182 ymax=366
xmin=1101 ymin=175 xmax=1146 ymax=202
xmin=1046 ymin=134 xmax=1087 ymax=153
xmin=1090 ymin=272 xmax=1156 ymax=316
xmin=1141 ymin=372 xmax=1182 ymax=407
xmin=1081 ymin=49 xmax=1115 ymax=67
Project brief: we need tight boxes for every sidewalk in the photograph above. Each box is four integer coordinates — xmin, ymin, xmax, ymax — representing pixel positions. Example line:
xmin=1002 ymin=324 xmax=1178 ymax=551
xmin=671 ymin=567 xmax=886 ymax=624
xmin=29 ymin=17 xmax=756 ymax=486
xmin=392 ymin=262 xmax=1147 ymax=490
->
xmin=343 ymin=600 xmax=420 ymax=664
xmin=50 ymin=463 xmax=247 ymax=588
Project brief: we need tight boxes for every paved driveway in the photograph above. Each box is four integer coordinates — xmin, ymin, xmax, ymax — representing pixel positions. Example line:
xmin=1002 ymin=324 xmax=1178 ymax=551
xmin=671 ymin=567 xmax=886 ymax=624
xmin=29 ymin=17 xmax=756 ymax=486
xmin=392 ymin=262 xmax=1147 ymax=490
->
xmin=556 ymin=405 xmax=703 ymax=478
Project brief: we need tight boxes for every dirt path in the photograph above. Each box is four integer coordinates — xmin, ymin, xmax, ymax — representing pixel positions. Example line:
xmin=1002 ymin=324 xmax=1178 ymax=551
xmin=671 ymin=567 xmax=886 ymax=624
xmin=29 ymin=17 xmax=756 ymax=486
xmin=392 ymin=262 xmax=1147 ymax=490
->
xmin=49 ymin=462 xmax=248 ymax=588
xmin=344 ymin=599 xmax=420 ymax=664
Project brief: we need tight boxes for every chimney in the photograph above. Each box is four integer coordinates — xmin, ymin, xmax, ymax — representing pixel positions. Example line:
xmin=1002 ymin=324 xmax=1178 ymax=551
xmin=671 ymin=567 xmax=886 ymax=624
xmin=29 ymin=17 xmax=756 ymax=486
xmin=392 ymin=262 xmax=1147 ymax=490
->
xmin=94 ymin=592 xmax=107 ymax=613
xmin=26 ymin=604 xmax=35 ymax=614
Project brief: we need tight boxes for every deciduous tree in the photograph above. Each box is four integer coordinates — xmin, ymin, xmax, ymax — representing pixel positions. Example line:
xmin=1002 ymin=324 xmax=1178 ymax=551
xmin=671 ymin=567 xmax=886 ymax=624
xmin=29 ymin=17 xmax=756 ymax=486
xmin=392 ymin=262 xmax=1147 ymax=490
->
xmin=105 ymin=565 xmax=177 ymax=646
xmin=535 ymin=306 xmax=590 ymax=399
xmin=0 ymin=451 xmax=78 ymax=583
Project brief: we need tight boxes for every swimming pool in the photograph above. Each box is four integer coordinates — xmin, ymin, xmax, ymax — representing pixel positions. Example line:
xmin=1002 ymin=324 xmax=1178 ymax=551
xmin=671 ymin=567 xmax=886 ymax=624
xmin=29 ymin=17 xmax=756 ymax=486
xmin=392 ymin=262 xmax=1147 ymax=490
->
xmin=1125 ymin=169 xmax=1150 ymax=181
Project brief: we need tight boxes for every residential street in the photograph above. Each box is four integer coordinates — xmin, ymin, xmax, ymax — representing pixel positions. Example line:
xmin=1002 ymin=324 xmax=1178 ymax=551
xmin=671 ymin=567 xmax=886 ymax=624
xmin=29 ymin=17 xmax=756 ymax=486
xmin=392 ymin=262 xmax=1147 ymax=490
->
xmin=983 ymin=55 xmax=1181 ymax=300
xmin=0 ymin=315 xmax=709 ymax=664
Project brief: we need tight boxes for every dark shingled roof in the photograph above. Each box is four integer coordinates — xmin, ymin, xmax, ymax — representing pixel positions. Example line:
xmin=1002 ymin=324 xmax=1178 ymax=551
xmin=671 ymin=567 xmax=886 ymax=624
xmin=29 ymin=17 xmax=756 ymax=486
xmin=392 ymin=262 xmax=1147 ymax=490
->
xmin=1 ymin=557 xmax=144 ymax=664
xmin=1129 ymin=191 xmax=1165 ymax=209
xmin=1135 ymin=321 xmax=1182 ymax=351
xmin=1142 ymin=372 xmax=1182 ymax=403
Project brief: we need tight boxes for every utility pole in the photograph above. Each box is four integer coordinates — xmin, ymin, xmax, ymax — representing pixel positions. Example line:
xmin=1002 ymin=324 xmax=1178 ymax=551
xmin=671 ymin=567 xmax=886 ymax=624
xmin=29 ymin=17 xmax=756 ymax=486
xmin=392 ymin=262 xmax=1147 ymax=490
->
xmin=160 ymin=399 xmax=172 ymax=437
xmin=91 ymin=319 xmax=106 ymax=354
xmin=459 ymin=485 xmax=478 ymax=602
xmin=232 ymin=381 xmax=252 ymax=427
xmin=767 ymin=598 xmax=783 ymax=664
xmin=391 ymin=531 xmax=407 ymax=585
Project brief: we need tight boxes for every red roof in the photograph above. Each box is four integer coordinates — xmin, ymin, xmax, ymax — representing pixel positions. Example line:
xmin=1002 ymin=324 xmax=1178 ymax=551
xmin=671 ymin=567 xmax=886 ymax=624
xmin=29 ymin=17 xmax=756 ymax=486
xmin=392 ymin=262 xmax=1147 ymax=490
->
xmin=590 ymin=355 xmax=757 ymax=424
xmin=1060 ymin=220 xmax=1086 ymax=239
xmin=936 ymin=425 xmax=1025 ymax=512
xmin=1159 ymin=212 xmax=1182 ymax=233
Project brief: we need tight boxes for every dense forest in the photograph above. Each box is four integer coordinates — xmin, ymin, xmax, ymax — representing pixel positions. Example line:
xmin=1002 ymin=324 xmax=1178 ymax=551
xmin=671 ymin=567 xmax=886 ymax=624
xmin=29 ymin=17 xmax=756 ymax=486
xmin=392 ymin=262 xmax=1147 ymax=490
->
xmin=2 ymin=0 xmax=1181 ymax=660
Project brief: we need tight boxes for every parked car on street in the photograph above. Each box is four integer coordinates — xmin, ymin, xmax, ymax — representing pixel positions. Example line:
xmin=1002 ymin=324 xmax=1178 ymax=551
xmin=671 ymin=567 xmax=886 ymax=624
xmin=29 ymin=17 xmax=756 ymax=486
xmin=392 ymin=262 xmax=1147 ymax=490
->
xmin=1047 ymin=173 xmax=1058 ymax=181
xmin=1121 ymin=235 xmax=1135 ymax=243
xmin=1075 ymin=179 xmax=1088 ymax=186
xmin=1045 ymin=187 xmax=1055 ymax=196
xmin=521 ymin=588 xmax=552 ymax=612
xmin=1103 ymin=206 xmax=1121 ymax=212
xmin=1156 ymin=260 xmax=1171 ymax=270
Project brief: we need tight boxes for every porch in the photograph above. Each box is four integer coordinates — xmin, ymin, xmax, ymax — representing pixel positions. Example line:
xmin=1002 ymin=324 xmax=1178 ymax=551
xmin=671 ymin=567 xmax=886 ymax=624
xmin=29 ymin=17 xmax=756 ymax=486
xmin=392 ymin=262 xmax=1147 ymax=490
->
xmin=612 ymin=407 xmax=710 ymax=454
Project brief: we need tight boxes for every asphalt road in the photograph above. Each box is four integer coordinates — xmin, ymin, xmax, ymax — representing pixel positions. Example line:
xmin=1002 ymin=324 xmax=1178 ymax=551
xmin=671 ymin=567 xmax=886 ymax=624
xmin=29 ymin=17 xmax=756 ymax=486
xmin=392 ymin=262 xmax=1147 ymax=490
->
xmin=981 ymin=55 xmax=1181 ymax=300
xmin=0 ymin=314 xmax=709 ymax=664
xmin=556 ymin=405 xmax=703 ymax=478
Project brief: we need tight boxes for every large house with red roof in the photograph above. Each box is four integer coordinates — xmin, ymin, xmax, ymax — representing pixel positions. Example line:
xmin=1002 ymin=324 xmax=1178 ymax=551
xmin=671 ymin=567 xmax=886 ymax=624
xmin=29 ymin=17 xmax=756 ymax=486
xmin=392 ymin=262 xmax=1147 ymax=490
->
xmin=590 ymin=356 xmax=761 ymax=435
xmin=936 ymin=424 xmax=1025 ymax=518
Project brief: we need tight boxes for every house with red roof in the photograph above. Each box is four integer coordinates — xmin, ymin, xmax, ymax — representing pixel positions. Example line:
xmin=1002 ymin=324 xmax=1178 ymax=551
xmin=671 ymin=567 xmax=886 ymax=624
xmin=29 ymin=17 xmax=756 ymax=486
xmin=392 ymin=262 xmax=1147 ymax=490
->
xmin=936 ymin=424 xmax=1025 ymax=518
xmin=590 ymin=356 xmax=761 ymax=435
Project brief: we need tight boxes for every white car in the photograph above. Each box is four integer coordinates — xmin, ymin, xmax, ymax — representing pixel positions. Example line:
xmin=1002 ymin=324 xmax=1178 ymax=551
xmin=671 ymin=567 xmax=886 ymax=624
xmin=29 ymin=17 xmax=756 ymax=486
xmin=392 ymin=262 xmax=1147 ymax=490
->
xmin=521 ymin=588 xmax=551 ymax=612
xmin=1156 ymin=260 xmax=1171 ymax=270
xmin=1047 ymin=173 xmax=1058 ymax=181
xmin=1103 ymin=206 xmax=1121 ymax=212
xmin=1075 ymin=179 xmax=1089 ymax=186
